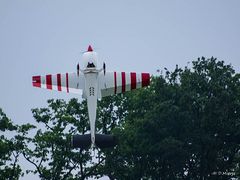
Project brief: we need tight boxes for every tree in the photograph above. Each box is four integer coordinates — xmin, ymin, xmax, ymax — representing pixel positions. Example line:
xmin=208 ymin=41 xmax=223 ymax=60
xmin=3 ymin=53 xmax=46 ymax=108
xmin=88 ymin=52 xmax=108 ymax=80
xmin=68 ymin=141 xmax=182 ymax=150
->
xmin=179 ymin=57 xmax=240 ymax=179
xmin=21 ymin=99 xmax=108 ymax=180
xmin=98 ymin=57 xmax=240 ymax=179
xmin=0 ymin=108 xmax=22 ymax=180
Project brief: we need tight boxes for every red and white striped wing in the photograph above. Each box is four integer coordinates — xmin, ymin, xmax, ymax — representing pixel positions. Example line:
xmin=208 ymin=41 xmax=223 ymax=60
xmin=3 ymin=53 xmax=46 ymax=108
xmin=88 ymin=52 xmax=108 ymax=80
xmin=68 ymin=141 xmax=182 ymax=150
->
xmin=32 ymin=73 xmax=84 ymax=94
xmin=99 ymin=72 xmax=150 ymax=97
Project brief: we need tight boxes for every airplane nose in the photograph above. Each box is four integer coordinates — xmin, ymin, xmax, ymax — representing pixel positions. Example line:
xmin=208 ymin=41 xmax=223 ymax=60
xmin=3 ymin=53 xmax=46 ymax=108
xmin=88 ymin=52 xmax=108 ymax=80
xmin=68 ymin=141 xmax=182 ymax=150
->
xmin=87 ymin=45 xmax=93 ymax=52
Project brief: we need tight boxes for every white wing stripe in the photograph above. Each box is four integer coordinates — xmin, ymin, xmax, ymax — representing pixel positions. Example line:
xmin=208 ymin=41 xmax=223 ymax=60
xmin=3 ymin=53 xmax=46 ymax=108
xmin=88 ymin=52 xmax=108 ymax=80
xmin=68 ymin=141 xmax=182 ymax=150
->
xmin=136 ymin=73 xmax=142 ymax=89
xmin=116 ymin=72 xmax=122 ymax=94
xmin=42 ymin=76 xmax=47 ymax=89
xmin=61 ymin=73 xmax=66 ymax=92
xmin=126 ymin=73 xmax=131 ymax=92
xmin=52 ymin=74 xmax=58 ymax=91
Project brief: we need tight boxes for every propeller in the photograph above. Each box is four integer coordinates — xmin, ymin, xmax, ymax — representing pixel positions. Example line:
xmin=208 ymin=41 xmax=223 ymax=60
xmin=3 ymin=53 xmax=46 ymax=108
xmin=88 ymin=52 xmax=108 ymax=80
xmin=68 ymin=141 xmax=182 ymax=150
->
xmin=103 ymin=62 xmax=106 ymax=75
xmin=77 ymin=63 xmax=80 ymax=76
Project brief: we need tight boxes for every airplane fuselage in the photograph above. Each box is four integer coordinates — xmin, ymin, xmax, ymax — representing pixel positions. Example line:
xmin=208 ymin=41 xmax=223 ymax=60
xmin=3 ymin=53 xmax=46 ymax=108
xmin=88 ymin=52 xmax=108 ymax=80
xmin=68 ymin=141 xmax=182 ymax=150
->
xmin=83 ymin=68 xmax=99 ymax=146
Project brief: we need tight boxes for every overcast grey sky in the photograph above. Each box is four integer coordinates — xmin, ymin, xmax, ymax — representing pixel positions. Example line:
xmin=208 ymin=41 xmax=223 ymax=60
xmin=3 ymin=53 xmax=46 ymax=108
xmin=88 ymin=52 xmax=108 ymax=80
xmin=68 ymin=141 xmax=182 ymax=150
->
xmin=1 ymin=0 xmax=240 ymax=179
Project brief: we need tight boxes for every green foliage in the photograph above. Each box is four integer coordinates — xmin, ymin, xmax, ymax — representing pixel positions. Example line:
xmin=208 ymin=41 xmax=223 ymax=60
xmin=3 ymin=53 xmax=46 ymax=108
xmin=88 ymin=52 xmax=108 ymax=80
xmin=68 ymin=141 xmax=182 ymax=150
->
xmin=99 ymin=57 xmax=240 ymax=179
xmin=0 ymin=108 xmax=23 ymax=180
xmin=22 ymin=99 xmax=98 ymax=180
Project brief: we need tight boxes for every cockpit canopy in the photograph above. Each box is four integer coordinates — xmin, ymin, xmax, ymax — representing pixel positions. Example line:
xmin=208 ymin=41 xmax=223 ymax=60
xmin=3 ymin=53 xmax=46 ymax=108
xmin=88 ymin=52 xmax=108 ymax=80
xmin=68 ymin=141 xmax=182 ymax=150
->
xmin=82 ymin=51 xmax=98 ymax=69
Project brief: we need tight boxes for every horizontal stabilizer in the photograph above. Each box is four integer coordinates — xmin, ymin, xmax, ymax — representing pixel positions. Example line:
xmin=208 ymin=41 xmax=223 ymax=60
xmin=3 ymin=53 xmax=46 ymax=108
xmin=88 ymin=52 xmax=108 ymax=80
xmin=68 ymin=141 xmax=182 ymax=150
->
xmin=72 ymin=134 xmax=91 ymax=149
xmin=72 ymin=134 xmax=117 ymax=149
xmin=95 ymin=134 xmax=118 ymax=149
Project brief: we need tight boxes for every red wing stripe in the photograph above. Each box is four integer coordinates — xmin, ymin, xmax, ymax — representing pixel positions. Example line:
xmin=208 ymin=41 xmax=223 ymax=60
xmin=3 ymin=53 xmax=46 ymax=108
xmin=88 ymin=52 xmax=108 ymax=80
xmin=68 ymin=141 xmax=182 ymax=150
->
xmin=121 ymin=72 xmax=126 ymax=93
xmin=130 ymin=72 xmax=136 ymax=90
xmin=32 ymin=76 xmax=41 ymax=88
xmin=46 ymin=74 xmax=52 ymax=89
xmin=66 ymin=73 xmax=69 ymax=93
xmin=141 ymin=73 xmax=150 ymax=87
xmin=57 ymin=74 xmax=62 ymax=91
xmin=114 ymin=72 xmax=117 ymax=94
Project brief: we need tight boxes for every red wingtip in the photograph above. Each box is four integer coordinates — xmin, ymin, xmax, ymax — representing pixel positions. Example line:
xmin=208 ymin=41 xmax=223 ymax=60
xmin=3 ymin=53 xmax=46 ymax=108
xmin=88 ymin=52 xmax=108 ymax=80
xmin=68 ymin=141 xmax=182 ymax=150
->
xmin=32 ymin=76 xmax=41 ymax=88
xmin=87 ymin=45 xmax=93 ymax=52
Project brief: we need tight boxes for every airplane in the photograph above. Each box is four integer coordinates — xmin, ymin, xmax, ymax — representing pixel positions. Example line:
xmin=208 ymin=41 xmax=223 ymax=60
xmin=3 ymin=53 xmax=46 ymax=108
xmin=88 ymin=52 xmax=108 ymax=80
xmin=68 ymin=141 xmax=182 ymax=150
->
xmin=32 ymin=45 xmax=150 ymax=148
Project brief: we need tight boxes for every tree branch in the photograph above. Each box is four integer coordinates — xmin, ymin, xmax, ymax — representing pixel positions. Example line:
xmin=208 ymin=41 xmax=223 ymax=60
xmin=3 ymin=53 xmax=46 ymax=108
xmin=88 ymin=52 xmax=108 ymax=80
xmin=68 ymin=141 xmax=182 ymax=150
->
xmin=10 ymin=151 xmax=20 ymax=179
xmin=23 ymin=152 xmax=44 ymax=178
xmin=62 ymin=163 xmax=77 ymax=180
xmin=84 ymin=157 xmax=105 ymax=179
